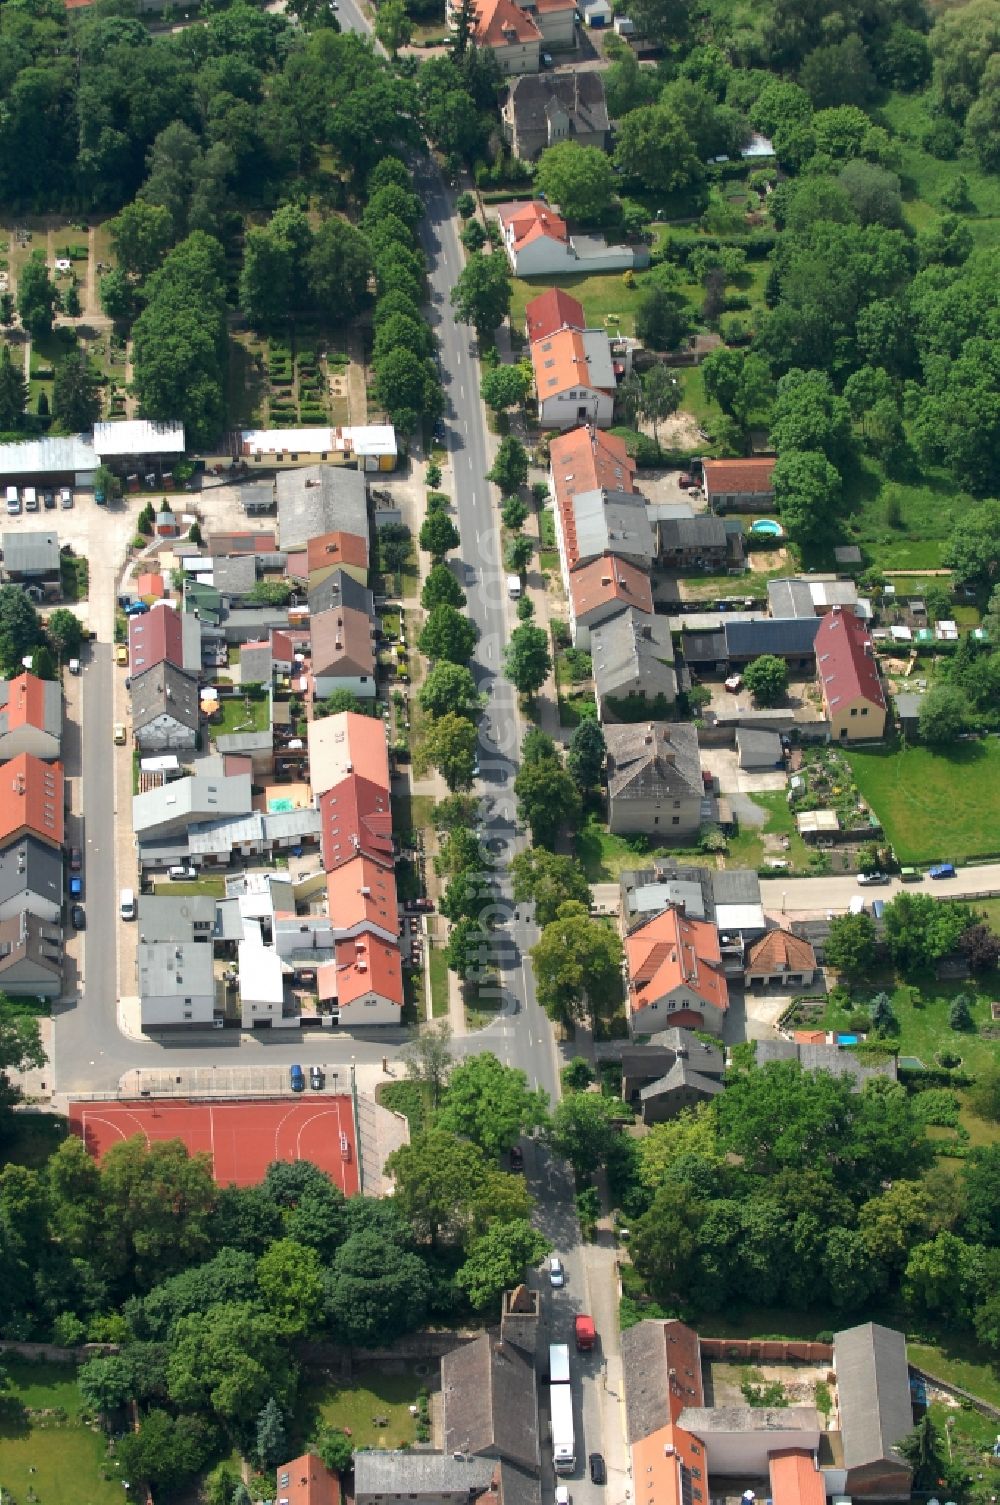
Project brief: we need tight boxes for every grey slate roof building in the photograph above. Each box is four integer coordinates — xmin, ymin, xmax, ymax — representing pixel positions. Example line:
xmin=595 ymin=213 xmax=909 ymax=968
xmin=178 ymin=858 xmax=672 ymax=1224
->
xmin=725 ymin=617 xmax=820 ymax=664
xmin=136 ymin=894 xmax=217 ymax=945
xmin=592 ymin=610 xmax=677 ymax=715
xmin=621 ymin=1318 xmax=704 ymax=1443
xmin=308 ymin=567 xmax=375 ymax=619
xmin=354 ymin=1451 xmax=497 ymax=1504
xmin=620 ymin=1029 xmax=725 ymax=1110
xmin=213 ymin=553 xmax=258 ymax=598
xmin=834 ymin=1323 xmax=914 ymax=1499
xmin=755 ymin=1039 xmax=898 ymax=1086
xmin=502 ymin=71 xmax=611 ymax=161
xmin=442 ymin=1334 xmax=539 ymax=1473
xmin=276 ymin=465 xmax=368 ymax=552
xmin=239 ymin=481 xmax=275 ymax=515
xmin=736 ymin=726 xmax=784 ymax=769
xmin=657 ymin=514 xmax=743 ymax=570
xmin=239 ymin=641 xmax=273 ymax=685
xmin=679 ymin=628 xmax=727 ymax=670
xmin=711 ymin=868 xmax=762 ymax=906
xmin=0 ymin=835 xmax=63 ymax=923
xmin=131 ymin=663 xmax=200 ymax=749
xmin=133 ymin=773 xmax=253 ymax=841
xmin=638 ymin=1057 xmax=725 ymax=1123
xmin=572 ymin=490 xmax=655 ymax=570
xmin=768 ymin=578 xmax=816 ymax=619
xmin=0 ymin=910 xmax=63 ymax=996
xmin=2 ymin=531 xmax=61 ymax=579
xmin=619 ymin=861 xmax=762 ymax=933
xmin=605 ymin=722 xmax=702 ymax=837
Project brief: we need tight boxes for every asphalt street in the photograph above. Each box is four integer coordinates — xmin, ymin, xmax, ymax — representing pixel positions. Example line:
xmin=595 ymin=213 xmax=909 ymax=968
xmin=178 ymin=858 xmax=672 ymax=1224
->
xmin=760 ymin=862 xmax=1000 ymax=915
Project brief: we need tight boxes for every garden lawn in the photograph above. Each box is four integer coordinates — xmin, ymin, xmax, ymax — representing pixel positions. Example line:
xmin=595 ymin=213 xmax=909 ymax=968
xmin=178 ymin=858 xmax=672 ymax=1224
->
xmin=210 ymin=693 xmax=270 ymax=737
xmin=725 ymin=790 xmax=815 ymax=873
xmin=429 ymin=945 xmax=450 ymax=1018
xmin=575 ymin=814 xmax=652 ymax=881
xmin=0 ymin=1359 xmax=122 ymax=1505
xmin=509 ymin=272 xmax=639 ymax=335
xmin=813 ymin=980 xmax=1000 ymax=1077
xmin=845 ymin=739 xmax=1000 ymax=864
xmin=298 ymin=1365 xmax=423 ymax=1451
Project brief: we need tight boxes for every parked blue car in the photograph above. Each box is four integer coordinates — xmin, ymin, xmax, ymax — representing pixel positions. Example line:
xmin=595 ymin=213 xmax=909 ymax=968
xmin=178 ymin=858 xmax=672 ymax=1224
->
xmin=929 ymin=863 xmax=956 ymax=879
xmin=290 ymin=1064 xmax=305 ymax=1092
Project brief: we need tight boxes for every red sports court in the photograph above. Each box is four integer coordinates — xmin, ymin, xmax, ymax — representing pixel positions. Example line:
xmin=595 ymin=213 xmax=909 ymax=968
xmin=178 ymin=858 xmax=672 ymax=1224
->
xmin=68 ymin=1096 xmax=360 ymax=1193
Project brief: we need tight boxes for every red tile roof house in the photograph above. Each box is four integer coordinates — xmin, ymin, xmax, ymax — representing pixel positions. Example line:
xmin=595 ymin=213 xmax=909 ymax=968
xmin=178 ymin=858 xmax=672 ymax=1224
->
xmin=550 ymin=427 xmax=644 ymax=636
xmin=319 ymin=774 xmax=394 ymax=872
xmin=470 ymin=0 xmax=542 ymax=74
xmin=317 ymin=934 xmax=404 ymax=1026
xmin=276 ymin=1453 xmax=341 ymax=1505
xmin=525 ymin=287 xmax=586 ymax=344
xmin=128 ymin=602 xmax=184 ymax=677
xmin=568 ymin=555 xmax=654 ymax=649
xmin=0 ymin=672 xmax=62 ymax=761
xmin=531 ymin=324 xmax=617 ymax=430
xmin=0 ymin=754 xmax=64 ymax=850
xmin=702 ymin=457 xmax=776 ymax=514
xmin=815 ymin=606 xmax=887 ymax=742
xmin=496 ymin=199 xmax=642 ymax=276
xmin=625 ymin=905 xmax=729 ymax=1035
xmin=497 ymin=201 xmax=572 ymax=276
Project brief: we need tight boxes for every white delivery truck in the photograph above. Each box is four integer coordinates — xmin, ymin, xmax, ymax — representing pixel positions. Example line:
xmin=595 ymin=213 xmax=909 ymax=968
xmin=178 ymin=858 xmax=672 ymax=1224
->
xmin=507 ymin=574 xmax=522 ymax=599
xmin=550 ymin=1381 xmax=576 ymax=1475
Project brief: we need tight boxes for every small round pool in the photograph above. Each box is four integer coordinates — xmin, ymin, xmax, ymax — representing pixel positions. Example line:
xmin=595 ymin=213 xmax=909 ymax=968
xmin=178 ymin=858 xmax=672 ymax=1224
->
xmin=749 ymin=518 xmax=783 ymax=539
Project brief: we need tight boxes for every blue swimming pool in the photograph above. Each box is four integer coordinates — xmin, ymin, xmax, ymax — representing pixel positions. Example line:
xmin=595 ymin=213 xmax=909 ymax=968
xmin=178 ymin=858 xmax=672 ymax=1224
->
xmin=837 ymin=1034 xmax=859 ymax=1045
xmin=749 ymin=518 xmax=783 ymax=539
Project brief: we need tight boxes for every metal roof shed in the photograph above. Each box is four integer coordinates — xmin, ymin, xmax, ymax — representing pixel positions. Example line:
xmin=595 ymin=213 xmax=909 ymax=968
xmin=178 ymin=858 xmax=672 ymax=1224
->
xmin=93 ymin=420 xmax=185 ymax=458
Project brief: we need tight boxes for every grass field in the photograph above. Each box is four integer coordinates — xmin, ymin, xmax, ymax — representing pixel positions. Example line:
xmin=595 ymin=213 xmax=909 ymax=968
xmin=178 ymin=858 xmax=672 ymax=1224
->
xmin=845 ymin=739 xmax=1000 ymax=864
xmin=838 ymin=461 xmax=979 ymax=570
xmin=0 ymin=1359 xmax=122 ymax=1505
xmin=297 ymin=1365 xmax=423 ymax=1452
xmin=879 ymin=90 xmax=1000 ymax=247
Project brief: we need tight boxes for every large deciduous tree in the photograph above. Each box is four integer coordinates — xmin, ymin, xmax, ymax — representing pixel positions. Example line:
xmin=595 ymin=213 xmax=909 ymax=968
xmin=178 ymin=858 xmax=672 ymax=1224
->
xmin=385 ymin=1127 xmax=531 ymax=1246
xmin=743 ymin=654 xmax=789 ymax=706
xmin=167 ymin=1301 xmax=294 ymax=1426
xmin=438 ymin=1053 xmax=549 ymax=1157
xmin=457 ymin=1219 xmax=552 ymax=1310
xmin=418 ymin=605 xmax=478 ymax=664
xmin=423 ymin=710 xmax=479 ymax=789
xmin=419 ymin=661 xmax=480 ymax=720
xmin=511 ymin=849 xmax=591 ymax=927
xmin=503 ymin=622 xmax=551 ymax=698
xmin=772 ymin=449 xmax=842 ymax=549
xmin=535 ymin=142 xmax=615 ymax=220
xmin=530 ymin=901 xmax=623 ymax=1028
xmin=450 ymin=251 xmax=512 ymax=340
xmin=0 ymin=344 xmax=28 ymax=430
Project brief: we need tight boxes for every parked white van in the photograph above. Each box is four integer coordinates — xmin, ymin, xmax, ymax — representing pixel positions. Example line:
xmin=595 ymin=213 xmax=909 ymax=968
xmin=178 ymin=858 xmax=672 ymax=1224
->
xmin=120 ymin=888 xmax=136 ymax=920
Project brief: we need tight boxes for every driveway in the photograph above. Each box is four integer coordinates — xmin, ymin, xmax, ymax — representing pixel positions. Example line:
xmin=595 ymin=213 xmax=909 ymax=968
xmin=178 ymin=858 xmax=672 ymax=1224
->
xmin=707 ymin=746 xmax=789 ymax=796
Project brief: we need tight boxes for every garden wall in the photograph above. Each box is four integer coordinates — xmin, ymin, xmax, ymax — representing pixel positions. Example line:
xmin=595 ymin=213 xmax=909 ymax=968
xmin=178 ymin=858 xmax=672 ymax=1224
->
xmin=699 ymin=1338 xmax=834 ymax=1363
